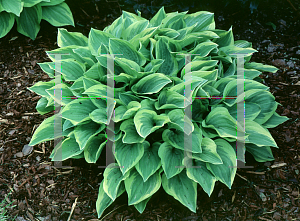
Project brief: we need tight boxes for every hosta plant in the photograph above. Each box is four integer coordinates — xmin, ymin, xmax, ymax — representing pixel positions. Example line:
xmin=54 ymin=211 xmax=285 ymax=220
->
xmin=0 ymin=0 xmax=74 ymax=39
xmin=27 ymin=7 xmax=289 ymax=218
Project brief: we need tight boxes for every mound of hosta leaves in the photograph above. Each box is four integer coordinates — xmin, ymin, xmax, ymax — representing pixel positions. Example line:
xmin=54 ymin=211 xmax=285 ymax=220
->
xmin=0 ymin=0 xmax=74 ymax=39
xmin=28 ymin=7 xmax=289 ymax=218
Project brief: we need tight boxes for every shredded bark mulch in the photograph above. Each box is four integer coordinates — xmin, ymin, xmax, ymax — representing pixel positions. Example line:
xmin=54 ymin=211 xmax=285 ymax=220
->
xmin=0 ymin=0 xmax=299 ymax=220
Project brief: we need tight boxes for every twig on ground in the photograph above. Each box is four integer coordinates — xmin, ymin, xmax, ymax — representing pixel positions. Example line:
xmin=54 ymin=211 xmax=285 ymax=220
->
xmin=245 ymin=171 xmax=266 ymax=175
xmin=258 ymin=216 xmax=272 ymax=221
xmin=67 ymin=197 xmax=78 ymax=221
xmin=236 ymin=173 xmax=249 ymax=182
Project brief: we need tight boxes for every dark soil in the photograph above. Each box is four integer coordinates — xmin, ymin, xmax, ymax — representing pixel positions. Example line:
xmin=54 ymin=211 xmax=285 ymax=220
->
xmin=0 ymin=0 xmax=300 ymax=220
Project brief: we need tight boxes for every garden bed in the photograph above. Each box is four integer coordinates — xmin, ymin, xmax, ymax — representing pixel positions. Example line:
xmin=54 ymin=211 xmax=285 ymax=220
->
xmin=0 ymin=0 xmax=299 ymax=220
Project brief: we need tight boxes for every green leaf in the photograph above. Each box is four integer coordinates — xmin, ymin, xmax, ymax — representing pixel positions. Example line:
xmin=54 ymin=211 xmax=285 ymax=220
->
xmin=239 ymin=89 xmax=277 ymax=124
xmin=119 ymin=119 xmax=145 ymax=143
xmin=245 ymin=120 xmax=278 ymax=147
xmin=246 ymin=144 xmax=274 ymax=162
xmin=122 ymin=10 xmax=146 ymax=22
xmin=158 ymin=142 xmax=184 ymax=179
xmin=45 ymin=46 xmax=79 ymax=62
xmin=202 ymin=107 xmax=246 ymax=141
xmin=186 ymin=158 xmax=217 ymax=196
xmin=41 ymin=2 xmax=74 ymax=27
xmin=162 ymin=123 xmax=202 ymax=153
xmin=95 ymin=56 xmax=122 ymax=77
xmin=190 ymin=138 xmax=222 ymax=164
xmin=150 ymin=38 xmax=156 ymax=60
xmin=88 ymin=28 xmax=115 ymax=56
xmin=223 ymin=78 xmax=268 ymax=97
xmin=134 ymin=197 xmax=151 ymax=214
xmin=109 ymin=38 xmax=146 ymax=66
xmin=262 ymin=112 xmax=289 ymax=128
xmin=162 ymin=170 xmax=197 ymax=213
xmin=0 ymin=11 xmax=15 ymax=38
xmin=83 ymin=133 xmax=106 ymax=163
xmin=191 ymin=99 xmax=209 ymax=122
xmin=156 ymin=38 xmax=178 ymax=77
xmin=70 ymin=151 xmax=84 ymax=159
xmin=39 ymin=0 xmax=64 ymax=6
xmin=57 ymin=28 xmax=88 ymax=47
xmin=180 ymin=60 xmax=218 ymax=77
xmin=36 ymin=97 xmax=54 ymax=115
xmin=219 ymin=45 xmax=257 ymax=56
xmin=23 ymin=0 xmax=43 ymax=7
xmin=118 ymin=92 xmax=142 ymax=106
xmin=50 ymin=137 xmax=83 ymax=161
xmin=103 ymin=163 xmax=130 ymax=201
xmin=219 ymin=102 xmax=261 ymax=121
xmin=244 ymin=69 xmax=262 ymax=80
xmin=16 ymin=5 xmax=42 ymax=40
xmin=124 ymin=168 xmax=161 ymax=205
xmin=122 ymin=20 xmax=149 ymax=40
xmin=138 ymin=41 xmax=151 ymax=60
xmin=45 ymin=83 xmax=75 ymax=106
xmin=61 ymin=99 xmax=97 ymax=125
xmin=149 ymin=6 xmax=166 ymax=27
xmin=186 ymin=70 xmax=218 ymax=82
xmin=155 ymin=28 xmax=180 ymax=39
xmin=202 ymin=84 xmax=220 ymax=97
xmin=167 ymin=109 xmax=194 ymax=134
xmin=29 ymin=114 xmax=63 ymax=146
xmin=83 ymin=62 xmax=105 ymax=80
xmin=131 ymin=73 xmax=171 ymax=94
xmin=234 ymin=40 xmax=252 ymax=48
xmin=134 ymin=109 xmax=170 ymax=138
xmin=206 ymin=139 xmax=237 ymax=189
xmin=144 ymin=59 xmax=164 ymax=73
xmin=155 ymin=90 xmax=190 ymax=110
xmin=63 ymin=119 xmax=74 ymax=131
xmin=53 ymin=59 xmax=85 ymax=81
xmin=129 ymin=27 xmax=158 ymax=49
xmin=222 ymin=78 xmax=269 ymax=106
xmin=245 ymin=62 xmax=278 ymax=73
xmin=114 ymin=139 xmax=144 ymax=175
xmin=135 ymin=141 xmax=162 ymax=182
xmin=184 ymin=11 xmax=215 ymax=32
xmin=160 ymin=12 xmax=187 ymax=29
xmin=189 ymin=41 xmax=218 ymax=57
xmin=88 ymin=98 xmax=115 ymax=125
xmin=115 ymin=101 xmax=141 ymax=123
xmin=27 ymin=80 xmax=55 ymax=97
xmin=74 ymin=121 xmax=103 ymax=150
xmin=0 ymin=0 xmax=23 ymax=16
xmin=96 ymin=181 xmax=125 ymax=219
xmin=81 ymin=77 xmax=100 ymax=91
xmin=113 ymin=57 xmax=140 ymax=78
xmin=213 ymin=27 xmax=234 ymax=47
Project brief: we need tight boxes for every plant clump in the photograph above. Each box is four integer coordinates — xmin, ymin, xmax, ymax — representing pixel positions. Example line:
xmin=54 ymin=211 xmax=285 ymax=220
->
xmin=0 ymin=0 xmax=74 ymax=39
xmin=28 ymin=7 xmax=289 ymax=218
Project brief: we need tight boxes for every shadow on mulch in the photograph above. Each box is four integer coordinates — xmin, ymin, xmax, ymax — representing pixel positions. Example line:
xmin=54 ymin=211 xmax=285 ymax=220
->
xmin=0 ymin=0 xmax=299 ymax=220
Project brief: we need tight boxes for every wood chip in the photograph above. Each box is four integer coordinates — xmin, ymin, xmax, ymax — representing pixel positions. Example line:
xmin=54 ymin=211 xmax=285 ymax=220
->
xmin=271 ymin=163 xmax=287 ymax=168
xmin=0 ymin=118 xmax=9 ymax=123
xmin=23 ymin=112 xmax=40 ymax=115
xmin=279 ymin=82 xmax=289 ymax=86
